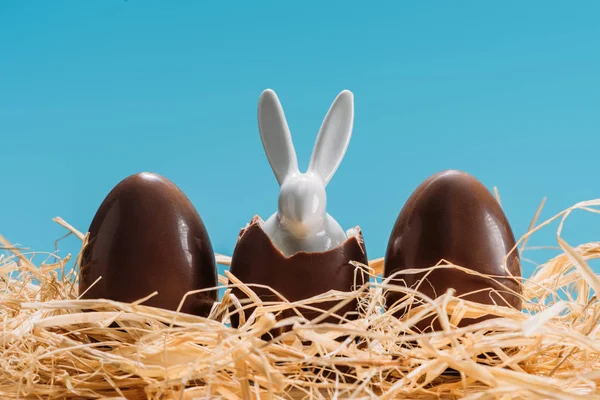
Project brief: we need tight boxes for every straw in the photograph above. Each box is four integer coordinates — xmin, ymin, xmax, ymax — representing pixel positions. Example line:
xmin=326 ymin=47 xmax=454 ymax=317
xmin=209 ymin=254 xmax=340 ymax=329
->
xmin=1 ymin=198 xmax=600 ymax=399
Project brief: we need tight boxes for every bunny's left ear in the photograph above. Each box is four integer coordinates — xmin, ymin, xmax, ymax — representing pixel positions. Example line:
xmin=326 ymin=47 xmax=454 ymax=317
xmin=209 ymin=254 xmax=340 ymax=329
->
xmin=258 ymin=89 xmax=300 ymax=186
xmin=308 ymin=90 xmax=354 ymax=186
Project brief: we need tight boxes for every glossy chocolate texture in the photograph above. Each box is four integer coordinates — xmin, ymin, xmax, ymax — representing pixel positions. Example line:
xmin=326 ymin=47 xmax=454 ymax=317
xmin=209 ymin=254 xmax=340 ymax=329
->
xmin=229 ymin=217 xmax=368 ymax=334
xmin=384 ymin=170 xmax=522 ymax=330
xmin=79 ymin=172 xmax=217 ymax=317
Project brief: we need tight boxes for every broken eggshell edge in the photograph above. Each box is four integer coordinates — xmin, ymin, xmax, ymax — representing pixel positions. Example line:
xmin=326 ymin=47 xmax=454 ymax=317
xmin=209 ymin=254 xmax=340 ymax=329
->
xmin=228 ymin=215 xmax=369 ymax=333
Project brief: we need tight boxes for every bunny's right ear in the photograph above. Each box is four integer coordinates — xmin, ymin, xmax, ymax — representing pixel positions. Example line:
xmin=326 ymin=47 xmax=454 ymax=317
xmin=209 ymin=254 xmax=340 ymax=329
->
xmin=258 ymin=89 xmax=299 ymax=186
xmin=308 ymin=90 xmax=354 ymax=186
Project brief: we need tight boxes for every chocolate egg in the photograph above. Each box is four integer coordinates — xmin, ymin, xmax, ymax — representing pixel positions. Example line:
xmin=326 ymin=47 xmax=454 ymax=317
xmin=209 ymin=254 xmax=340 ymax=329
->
xmin=228 ymin=216 xmax=368 ymax=333
xmin=384 ymin=170 xmax=522 ymax=331
xmin=79 ymin=172 xmax=217 ymax=317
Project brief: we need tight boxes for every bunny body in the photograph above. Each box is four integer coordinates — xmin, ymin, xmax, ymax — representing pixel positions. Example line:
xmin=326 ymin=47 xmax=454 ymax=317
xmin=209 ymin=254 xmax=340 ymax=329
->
xmin=257 ymin=89 xmax=355 ymax=257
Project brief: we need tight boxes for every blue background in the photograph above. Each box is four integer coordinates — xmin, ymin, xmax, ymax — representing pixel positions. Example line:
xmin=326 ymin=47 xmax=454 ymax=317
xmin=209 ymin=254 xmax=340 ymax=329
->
xmin=1 ymin=1 xmax=599 ymax=279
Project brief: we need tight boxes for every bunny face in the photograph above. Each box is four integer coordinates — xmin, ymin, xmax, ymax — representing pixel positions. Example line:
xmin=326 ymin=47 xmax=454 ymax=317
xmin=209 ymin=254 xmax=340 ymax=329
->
xmin=257 ymin=88 xmax=355 ymax=255
xmin=278 ymin=171 xmax=327 ymax=238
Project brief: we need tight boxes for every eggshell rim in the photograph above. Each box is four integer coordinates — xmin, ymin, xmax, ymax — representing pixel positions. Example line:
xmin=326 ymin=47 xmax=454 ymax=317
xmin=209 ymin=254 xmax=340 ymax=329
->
xmin=236 ymin=215 xmax=367 ymax=261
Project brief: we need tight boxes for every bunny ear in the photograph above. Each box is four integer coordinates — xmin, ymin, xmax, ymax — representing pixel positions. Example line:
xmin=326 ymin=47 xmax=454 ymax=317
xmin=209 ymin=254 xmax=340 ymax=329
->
xmin=308 ymin=90 xmax=354 ymax=186
xmin=258 ymin=89 xmax=299 ymax=186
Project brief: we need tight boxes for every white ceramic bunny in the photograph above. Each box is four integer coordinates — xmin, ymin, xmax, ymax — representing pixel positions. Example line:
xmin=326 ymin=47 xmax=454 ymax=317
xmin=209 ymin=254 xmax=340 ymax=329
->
xmin=257 ymin=88 xmax=355 ymax=257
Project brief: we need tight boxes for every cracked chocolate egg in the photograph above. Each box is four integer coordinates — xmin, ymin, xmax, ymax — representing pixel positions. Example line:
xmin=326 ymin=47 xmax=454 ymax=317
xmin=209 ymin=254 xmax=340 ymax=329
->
xmin=79 ymin=172 xmax=217 ymax=317
xmin=228 ymin=216 xmax=368 ymax=333
xmin=383 ymin=170 xmax=522 ymax=331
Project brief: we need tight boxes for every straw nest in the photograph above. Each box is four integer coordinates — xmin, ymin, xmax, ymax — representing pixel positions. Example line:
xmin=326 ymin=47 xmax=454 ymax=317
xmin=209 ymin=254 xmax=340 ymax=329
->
xmin=2 ymin=198 xmax=600 ymax=400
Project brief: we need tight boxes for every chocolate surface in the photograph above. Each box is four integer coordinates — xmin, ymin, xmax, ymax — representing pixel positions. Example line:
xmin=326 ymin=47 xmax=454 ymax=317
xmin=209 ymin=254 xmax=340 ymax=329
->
xmin=384 ymin=170 xmax=522 ymax=331
xmin=228 ymin=217 xmax=368 ymax=333
xmin=79 ymin=172 xmax=217 ymax=317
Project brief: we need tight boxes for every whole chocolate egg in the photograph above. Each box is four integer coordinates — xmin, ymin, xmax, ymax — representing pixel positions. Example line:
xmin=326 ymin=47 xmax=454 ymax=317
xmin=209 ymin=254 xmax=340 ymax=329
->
xmin=228 ymin=216 xmax=368 ymax=334
xmin=384 ymin=170 xmax=522 ymax=331
xmin=79 ymin=172 xmax=217 ymax=317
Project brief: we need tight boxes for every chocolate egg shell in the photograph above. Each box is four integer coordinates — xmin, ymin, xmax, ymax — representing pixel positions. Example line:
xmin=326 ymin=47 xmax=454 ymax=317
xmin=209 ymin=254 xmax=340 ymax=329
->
xmin=384 ymin=170 xmax=522 ymax=331
xmin=228 ymin=216 xmax=368 ymax=334
xmin=79 ymin=172 xmax=217 ymax=317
